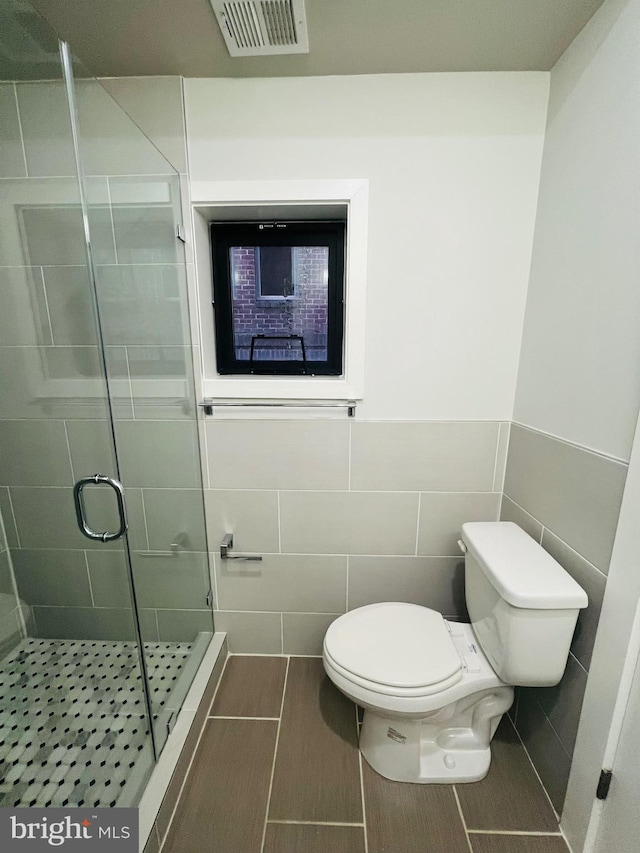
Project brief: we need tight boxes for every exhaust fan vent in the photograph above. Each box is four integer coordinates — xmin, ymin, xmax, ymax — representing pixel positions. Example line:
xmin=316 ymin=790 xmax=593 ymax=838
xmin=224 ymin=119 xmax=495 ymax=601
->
xmin=211 ymin=0 xmax=309 ymax=56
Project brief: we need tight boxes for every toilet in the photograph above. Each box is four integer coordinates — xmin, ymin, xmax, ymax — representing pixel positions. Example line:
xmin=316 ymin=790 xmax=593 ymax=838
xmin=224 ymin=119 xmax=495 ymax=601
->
xmin=322 ymin=521 xmax=588 ymax=784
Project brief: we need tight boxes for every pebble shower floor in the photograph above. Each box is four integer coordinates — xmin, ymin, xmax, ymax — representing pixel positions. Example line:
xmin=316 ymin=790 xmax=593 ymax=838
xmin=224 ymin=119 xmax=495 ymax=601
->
xmin=0 ymin=638 xmax=193 ymax=808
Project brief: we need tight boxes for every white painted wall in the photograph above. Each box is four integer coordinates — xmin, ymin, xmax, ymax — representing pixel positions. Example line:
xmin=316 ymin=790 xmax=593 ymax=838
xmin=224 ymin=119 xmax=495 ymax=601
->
xmin=513 ymin=0 xmax=640 ymax=461
xmin=184 ymin=73 xmax=548 ymax=421
xmin=537 ymin=3 xmax=640 ymax=846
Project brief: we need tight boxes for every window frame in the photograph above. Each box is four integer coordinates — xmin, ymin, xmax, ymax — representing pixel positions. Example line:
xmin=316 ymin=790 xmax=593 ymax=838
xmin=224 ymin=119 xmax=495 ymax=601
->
xmin=191 ymin=179 xmax=369 ymax=403
xmin=210 ymin=220 xmax=346 ymax=377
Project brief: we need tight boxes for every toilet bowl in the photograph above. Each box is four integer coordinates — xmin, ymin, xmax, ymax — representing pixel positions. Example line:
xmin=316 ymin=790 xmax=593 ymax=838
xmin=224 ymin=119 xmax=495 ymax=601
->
xmin=322 ymin=522 xmax=588 ymax=784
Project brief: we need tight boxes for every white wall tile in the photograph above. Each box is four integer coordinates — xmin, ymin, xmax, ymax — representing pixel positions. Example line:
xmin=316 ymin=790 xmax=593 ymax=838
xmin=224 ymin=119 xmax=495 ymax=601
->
xmin=206 ymin=420 xmax=350 ymax=490
xmin=216 ymin=554 xmax=347 ymax=613
xmin=417 ymin=492 xmax=500 ymax=555
xmin=280 ymin=490 xmax=419 ymax=555
xmin=351 ymin=421 xmax=499 ymax=491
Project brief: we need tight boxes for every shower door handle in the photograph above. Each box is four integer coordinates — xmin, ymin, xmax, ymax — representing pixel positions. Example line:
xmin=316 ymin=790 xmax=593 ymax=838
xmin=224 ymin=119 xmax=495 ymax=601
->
xmin=73 ymin=474 xmax=128 ymax=542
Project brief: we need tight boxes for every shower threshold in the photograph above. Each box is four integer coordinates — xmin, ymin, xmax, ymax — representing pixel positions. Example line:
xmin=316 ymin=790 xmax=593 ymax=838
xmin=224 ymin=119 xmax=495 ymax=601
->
xmin=0 ymin=637 xmax=196 ymax=809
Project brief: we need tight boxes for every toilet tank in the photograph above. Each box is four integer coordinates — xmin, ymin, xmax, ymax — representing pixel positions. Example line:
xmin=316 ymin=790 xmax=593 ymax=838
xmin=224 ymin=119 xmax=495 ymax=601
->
xmin=461 ymin=522 xmax=588 ymax=687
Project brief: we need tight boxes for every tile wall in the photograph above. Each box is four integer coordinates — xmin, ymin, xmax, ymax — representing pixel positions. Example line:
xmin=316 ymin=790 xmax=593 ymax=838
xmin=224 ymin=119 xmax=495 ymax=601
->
xmin=0 ymin=504 xmax=23 ymax=660
xmin=203 ymin=419 xmax=509 ymax=654
xmin=502 ymin=423 xmax=628 ymax=812
xmin=0 ymin=78 xmax=212 ymax=645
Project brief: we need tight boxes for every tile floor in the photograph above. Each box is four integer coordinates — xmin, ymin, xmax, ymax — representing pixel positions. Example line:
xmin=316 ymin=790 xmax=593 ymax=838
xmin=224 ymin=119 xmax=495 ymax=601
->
xmin=160 ymin=656 xmax=570 ymax=853
xmin=0 ymin=638 xmax=193 ymax=808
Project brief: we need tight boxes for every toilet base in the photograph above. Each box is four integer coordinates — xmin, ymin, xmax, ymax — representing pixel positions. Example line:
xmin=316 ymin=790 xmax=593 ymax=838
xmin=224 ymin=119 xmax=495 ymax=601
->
xmin=358 ymin=686 xmax=513 ymax=784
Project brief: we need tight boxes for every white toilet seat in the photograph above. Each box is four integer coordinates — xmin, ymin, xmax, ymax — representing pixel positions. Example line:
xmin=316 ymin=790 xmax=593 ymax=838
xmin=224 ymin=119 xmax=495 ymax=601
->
xmin=322 ymin=606 xmax=505 ymax=716
xmin=323 ymin=602 xmax=463 ymax=693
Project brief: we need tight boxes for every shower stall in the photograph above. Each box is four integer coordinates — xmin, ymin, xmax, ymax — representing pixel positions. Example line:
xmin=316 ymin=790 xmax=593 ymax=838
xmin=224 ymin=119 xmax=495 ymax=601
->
xmin=0 ymin=0 xmax=215 ymax=811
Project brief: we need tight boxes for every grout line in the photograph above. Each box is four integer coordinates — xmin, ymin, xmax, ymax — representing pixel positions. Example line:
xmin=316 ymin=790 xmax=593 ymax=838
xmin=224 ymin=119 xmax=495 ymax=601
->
xmin=260 ymin=655 xmax=290 ymax=853
xmin=506 ymin=714 xmax=561 ymax=823
xmin=13 ymin=83 xmax=29 ymax=176
xmin=452 ymin=786 xmax=474 ymax=853
xmin=357 ymin=708 xmax=369 ymax=853
xmin=38 ymin=266 xmax=56 ymax=345
xmin=208 ymin=715 xmax=280 ymax=721
xmin=467 ymin=830 xmax=564 ymax=836
xmin=158 ymin=651 xmax=231 ymax=850
xmin=267 ymin=820 xmax=365 ymax=827
xmin=414 ymin=491 xmax=422 ymax=556
xmin=280 ymin=612 xmax=284 ymax=655
xmin=84 ymin=551 xmax=96 ymax=607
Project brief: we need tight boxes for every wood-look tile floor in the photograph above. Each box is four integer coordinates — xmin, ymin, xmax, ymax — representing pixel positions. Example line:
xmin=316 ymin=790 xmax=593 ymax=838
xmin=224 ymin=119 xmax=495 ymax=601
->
xmin=161 ymin=656 xmax=569 ymax=853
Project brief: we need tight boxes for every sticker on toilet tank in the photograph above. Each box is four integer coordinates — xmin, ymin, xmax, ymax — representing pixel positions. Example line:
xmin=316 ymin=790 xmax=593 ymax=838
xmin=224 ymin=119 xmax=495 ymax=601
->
xmin=386 ymin=727 xmax=407 ymax=744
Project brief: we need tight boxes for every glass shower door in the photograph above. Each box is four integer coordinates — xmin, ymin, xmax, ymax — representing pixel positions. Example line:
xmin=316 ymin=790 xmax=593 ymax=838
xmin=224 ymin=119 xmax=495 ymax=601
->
xmin=0 ymin=0 xmax=155 ymax=808
xmin=67 ymin=56 xmax=214 ymax=755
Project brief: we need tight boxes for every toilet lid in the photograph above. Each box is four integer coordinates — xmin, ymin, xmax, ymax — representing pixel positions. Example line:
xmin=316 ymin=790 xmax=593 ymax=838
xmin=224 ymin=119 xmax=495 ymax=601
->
xmin=324 ymin=603 xmax=462 ymax=690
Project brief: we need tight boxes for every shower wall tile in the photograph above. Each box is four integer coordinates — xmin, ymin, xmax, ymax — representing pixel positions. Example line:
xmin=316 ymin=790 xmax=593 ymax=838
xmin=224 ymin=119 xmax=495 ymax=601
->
xmin=204 ymin=489 xmax=279 ymax=554
xmin=111 ymin=205 xmax=179 ymax=265
xmin=21 ymin=205 xmax=87 ymax=266
xmin=115 ymin=421 xmax=202 ymax=488
xmin=10 ymin=486 xmax=122 ymax=550
xmin=215 ymin=554 xmax=347 ymax=614
xmin=32 ymin=605 xmax=137 ymax=641
xmin=86 ymin=551 xmax=132 ymax=608
xmin=0 ymin=267 xmax=51 ymax=346
xmin=0 ymin=84 xmax=26 ymax=178
xmin=417 ymin=492 xmax=501 ymax=555
xmin=213 ymin=611 xmax=282 ymax=654
xmin=75 ymin=80 xmax=174 ymax=178
xmin=206 ymin=420 xmax=350 ymax=490
xmin=12 ymin=549 xmax=92 ymax=607
xmin=0 ymin=420 xmax=73 ymax=487
xmin=0 ymin=608 xmax=23 ymax=661
xmin=143 ymin=489 xmax=208 ymax=552
xmin=65 ymin=419 xmax=117 ymax=478
xmin=99 ymin=77 xmax=187 ymax=173
xmin=130 ymin=551 xmax=209 ymax=610
xmin=504 ymin=424 xmax=627 ymax=573
xmin=280 ymin=491 xmax=419 ymax=555
xmin=282 ymin=613 xmax=341 ymax=655
xmin=156 ymin=609 xmax=214 ymax=643
xmin=42 ymin=266 xmax=98 ymax=346
xmin=350 ymin=421 xmax=498 ymax=491
xmin=94 ymin=265 xmax=189 ymax=347
xmin=347 ymin=556 xmax=465 ymax=615
xmin=0 ymin=551 xmax=14 ymax=596
xmin=0 ymin=489 xmax=19 ymax=549
xmin=15 ymin=81 xmax=76 ymax=177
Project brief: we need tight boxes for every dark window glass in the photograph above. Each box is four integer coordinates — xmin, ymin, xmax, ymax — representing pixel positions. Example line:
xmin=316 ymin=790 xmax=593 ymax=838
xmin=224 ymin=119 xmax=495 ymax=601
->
xmin=210 ymin=221 xmax=345 ymax=375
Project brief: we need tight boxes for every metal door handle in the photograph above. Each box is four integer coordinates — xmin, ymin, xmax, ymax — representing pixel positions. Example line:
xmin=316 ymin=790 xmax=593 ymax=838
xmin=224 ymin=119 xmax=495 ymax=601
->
xmin=73 ymin=474 xmax=128 ymax=542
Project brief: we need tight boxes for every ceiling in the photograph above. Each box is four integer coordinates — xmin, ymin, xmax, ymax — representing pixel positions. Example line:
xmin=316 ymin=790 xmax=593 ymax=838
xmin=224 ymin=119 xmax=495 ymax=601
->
xmin=20 ymin=0 xmax=606 ymax=79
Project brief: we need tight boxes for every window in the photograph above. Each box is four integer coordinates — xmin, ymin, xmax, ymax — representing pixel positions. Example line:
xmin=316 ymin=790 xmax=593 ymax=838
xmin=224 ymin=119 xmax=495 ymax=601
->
xmin=210 ymin=221 xmax=345 ymax=375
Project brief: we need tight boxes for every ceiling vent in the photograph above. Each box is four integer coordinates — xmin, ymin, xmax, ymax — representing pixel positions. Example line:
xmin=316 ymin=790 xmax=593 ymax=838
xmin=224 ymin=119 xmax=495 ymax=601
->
xmin=211 ymin=0 xmax=309 ymax=57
